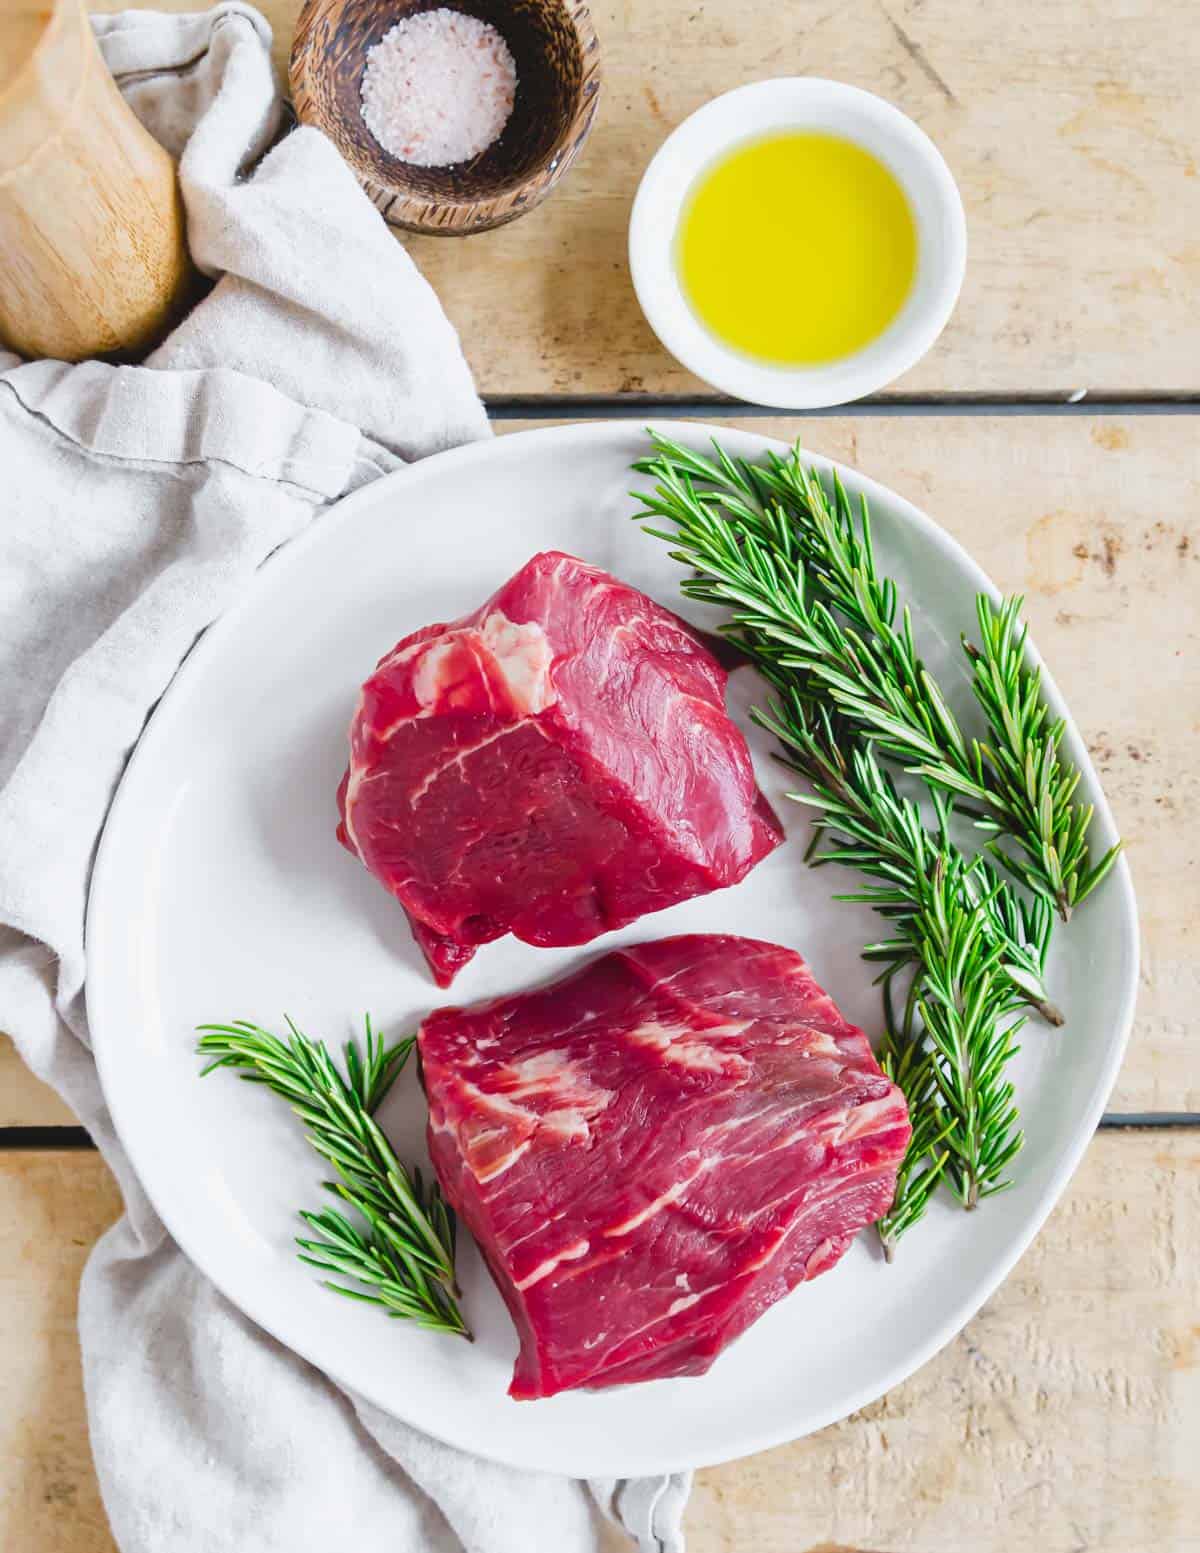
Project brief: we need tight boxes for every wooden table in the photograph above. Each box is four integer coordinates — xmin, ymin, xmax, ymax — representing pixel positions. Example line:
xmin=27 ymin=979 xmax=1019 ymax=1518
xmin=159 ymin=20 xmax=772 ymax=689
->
xmin=3 ymin=2 xmax=1198 ymax=1547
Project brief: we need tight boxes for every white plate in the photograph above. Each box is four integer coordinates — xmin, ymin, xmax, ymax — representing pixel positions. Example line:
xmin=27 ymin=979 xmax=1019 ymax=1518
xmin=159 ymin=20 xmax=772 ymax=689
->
xmin=86 ymin=422 xmax=1137 ymax=1477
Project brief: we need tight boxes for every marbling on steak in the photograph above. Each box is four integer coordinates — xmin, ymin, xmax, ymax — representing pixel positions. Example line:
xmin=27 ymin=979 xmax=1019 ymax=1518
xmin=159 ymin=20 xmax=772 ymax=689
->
xmin=419 ymin=934 xmax=911 ymax=1399
xmin=336 ymin=552 xmax=783 ymax=985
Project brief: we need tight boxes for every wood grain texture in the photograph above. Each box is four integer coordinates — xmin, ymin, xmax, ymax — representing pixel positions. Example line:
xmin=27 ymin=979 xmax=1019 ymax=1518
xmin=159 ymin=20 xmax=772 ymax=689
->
xmin=0 ymin=0 xmax=192 ymax=360
xmin=0 ymin=1136 xmax=1193 ymax=1551
xmin=88 ymin=0 xmax=1200 ymax=393
xmin=0 ymin=1151 xmax=120 ymax=1553
xmin=686 ymin=1129 xmax=1200 ymax=1553
xmin=1 ymin=413 xmax=1194 ymax=1122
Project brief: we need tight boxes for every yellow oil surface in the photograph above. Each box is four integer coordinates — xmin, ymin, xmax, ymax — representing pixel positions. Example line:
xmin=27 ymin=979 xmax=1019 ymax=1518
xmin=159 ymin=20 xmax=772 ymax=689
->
xmin=676 ymin=131 xmax=918 ymax=365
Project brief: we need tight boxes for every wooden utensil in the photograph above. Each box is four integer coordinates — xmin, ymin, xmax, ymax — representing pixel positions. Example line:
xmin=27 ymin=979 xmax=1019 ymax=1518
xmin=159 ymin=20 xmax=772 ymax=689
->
xmin=0 ymin=0 xmax=193 ymax=361
xmin=290 ymin=0 xmax=601 ymax=235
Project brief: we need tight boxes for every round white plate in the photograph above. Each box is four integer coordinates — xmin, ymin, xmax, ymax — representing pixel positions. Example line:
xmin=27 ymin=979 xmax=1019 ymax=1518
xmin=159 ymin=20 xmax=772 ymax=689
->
xmin=86 ymin=422 xmax=1137 ymax=1477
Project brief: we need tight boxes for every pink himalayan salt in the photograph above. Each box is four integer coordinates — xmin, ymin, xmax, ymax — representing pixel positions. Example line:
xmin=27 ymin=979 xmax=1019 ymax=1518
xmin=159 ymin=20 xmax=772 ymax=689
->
xmin=360 ymin=10 xmax=517 ymax=168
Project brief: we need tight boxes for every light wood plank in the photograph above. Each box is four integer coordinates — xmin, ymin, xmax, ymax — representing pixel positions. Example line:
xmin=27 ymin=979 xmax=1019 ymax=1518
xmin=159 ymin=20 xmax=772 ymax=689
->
xmin=2 ymin=413 xmax=1194 ymax=1122
xmin=0 ymin=1136 xmax=1194 ymax=1550
xmin=0 ymin=1036 xmax=77 ymax=1127
xmin=0 ymin=1151 xmax=120 ymax=1552
xmin=687 ymin=1129 xmax=1200 ymax=1552
xmin=90 ymin=0 xmax=1200 ymax=394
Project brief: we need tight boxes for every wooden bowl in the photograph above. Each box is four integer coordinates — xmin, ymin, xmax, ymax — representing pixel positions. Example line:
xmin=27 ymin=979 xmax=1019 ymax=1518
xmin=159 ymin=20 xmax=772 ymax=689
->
xmin=291 ymin=0 xmax=601 ymax=234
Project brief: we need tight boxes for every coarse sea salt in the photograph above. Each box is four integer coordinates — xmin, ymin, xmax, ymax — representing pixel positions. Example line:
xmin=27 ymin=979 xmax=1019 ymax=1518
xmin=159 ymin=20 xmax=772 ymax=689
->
xmin=360 ymin=10 xmax=517 ymax=168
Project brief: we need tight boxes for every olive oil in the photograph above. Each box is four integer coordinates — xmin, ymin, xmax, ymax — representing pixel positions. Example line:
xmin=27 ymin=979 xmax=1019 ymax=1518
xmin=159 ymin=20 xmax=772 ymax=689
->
xmin=676 ymin=132 xmax=918 ymax=365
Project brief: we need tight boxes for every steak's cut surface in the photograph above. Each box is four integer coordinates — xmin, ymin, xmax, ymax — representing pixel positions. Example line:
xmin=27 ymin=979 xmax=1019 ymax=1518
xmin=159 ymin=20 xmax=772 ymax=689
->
xmin=337 ymin=552 xmax=783 ymax=985
xmin=419 ymin=934 xmax=911 ymax=1399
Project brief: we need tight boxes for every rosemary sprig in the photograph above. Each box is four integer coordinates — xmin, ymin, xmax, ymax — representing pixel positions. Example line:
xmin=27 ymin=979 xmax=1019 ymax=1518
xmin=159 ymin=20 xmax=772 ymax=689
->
xmin=876 ymin=973 xmax=950 ymax=1257
xmin=965 ymin=594 xmax=1121 ymax=918
xmin=631 ymin=434 xmax=1079 ymax=1238
xmin=198 ymin=1016 xmax=470 ymax=1338
xmin=758 ymin=694 xmax=1057 ymax=1024
xmin=632 ymin=445 xmax=1058 ymax=1019
xmin=764 ymin=696 xmax=1031 ymax=1217
xmin=634 ymin=432 xmax=1120 ymax=921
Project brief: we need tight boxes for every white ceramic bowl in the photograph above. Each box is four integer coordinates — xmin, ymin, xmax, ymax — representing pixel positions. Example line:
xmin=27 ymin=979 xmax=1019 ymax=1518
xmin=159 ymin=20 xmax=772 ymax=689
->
xmin=628 ymin=78 xmax=967 ymax=408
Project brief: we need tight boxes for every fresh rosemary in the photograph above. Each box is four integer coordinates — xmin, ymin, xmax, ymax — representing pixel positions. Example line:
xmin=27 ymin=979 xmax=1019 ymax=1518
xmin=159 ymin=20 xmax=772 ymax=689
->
xmin=875 ymin=984 xmax=949 ymax=1258
xmin=633 ymin=433 xmax=1120 ymax=921
xmin=632 ymin=436 xmax=1058 ymax=1018
xmin=963 ymin=593 xmax=1120 ymax=918
xmin=631 ymin=432 xmax=1113 ymax=1242
xmin=760 ymin=694 xmax=1033 ymax=1220
xmin=758 ymin=695 xmax=1057 ymax=1014
xmin=198 ymin=1016 xmax=470 ymax=1338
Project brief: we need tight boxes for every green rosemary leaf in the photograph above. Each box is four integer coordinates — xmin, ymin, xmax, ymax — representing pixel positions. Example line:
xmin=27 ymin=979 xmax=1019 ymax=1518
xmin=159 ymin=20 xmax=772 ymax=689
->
xmin=963 ymin=593 xmax=1120 ymax=920
xmin=875 ymin=980 xmax=953 ymax=1258
xmin=198 ymin=1017 xmax=470 ymax=1339
xmin=1073 ymin=840 xmax=1124 ymax=906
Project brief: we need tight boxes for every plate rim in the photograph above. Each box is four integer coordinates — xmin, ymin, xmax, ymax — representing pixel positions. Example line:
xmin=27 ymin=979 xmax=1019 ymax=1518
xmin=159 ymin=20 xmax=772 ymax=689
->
xmin=85 ymin=419 xmax=1139 ymax=1475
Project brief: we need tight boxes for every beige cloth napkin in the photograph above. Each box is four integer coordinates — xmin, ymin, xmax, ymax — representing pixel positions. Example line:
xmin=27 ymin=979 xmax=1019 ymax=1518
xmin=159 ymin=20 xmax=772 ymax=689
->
xmin=0 ymin=7 xmax=689 ymax=1548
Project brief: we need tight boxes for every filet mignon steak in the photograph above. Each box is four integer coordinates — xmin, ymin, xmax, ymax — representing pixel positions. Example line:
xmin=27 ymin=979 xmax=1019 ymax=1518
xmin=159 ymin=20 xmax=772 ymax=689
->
xmin=337 ymin=552 xmax=783 ymax=985
xmin=418 ymin=934 xmax=911 ymax=1398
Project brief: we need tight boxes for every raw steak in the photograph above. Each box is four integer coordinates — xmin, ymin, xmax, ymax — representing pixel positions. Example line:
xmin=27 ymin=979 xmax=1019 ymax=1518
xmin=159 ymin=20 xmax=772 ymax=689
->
xmin=419 ymin=934 xmax=911 ymax=1399
xmin=337 ymin=551 xmax=783 ymax=985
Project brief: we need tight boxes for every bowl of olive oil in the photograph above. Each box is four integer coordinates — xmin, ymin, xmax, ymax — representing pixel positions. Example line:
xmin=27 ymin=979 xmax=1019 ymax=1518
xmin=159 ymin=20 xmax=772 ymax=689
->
xmin=629 ymin=79 xmax=966 ymax=408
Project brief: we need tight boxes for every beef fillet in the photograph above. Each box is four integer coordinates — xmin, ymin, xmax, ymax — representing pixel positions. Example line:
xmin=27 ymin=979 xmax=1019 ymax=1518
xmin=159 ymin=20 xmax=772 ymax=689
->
xmin=337 ymin=552 xmax=783 ymax=985
xmin=419 ymin=934 xmax=911 ymax=1398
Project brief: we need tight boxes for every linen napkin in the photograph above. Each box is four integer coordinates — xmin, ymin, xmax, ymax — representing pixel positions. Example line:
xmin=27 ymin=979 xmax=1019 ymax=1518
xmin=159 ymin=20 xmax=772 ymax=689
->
xmin=0 ymin=7 xmax=689 ymax=1548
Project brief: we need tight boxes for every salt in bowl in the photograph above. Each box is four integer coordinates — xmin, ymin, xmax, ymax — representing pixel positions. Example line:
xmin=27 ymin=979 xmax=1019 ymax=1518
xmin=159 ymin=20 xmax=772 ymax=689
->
xmin=291 ymin=0 xmax=602 ymax=235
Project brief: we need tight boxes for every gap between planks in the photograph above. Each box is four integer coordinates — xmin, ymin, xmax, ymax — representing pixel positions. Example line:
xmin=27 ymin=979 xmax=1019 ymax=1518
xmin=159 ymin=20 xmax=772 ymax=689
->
xmin=485 ymin=393 xmax=1200 ymax=420
xmin=2 ymin=1117 xmax=1197 ymax=1152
